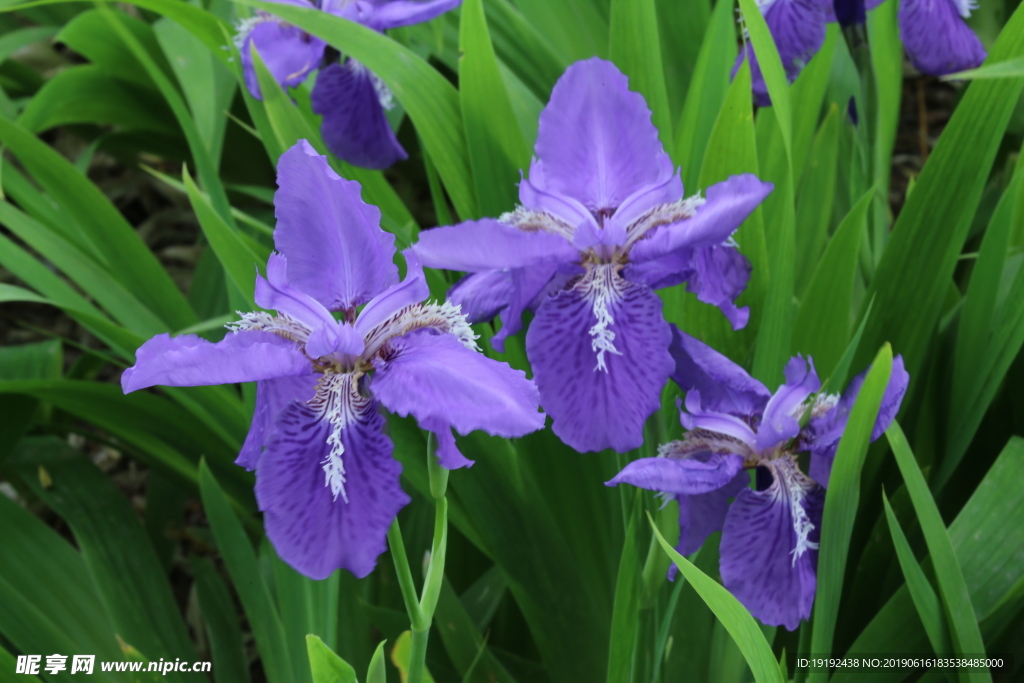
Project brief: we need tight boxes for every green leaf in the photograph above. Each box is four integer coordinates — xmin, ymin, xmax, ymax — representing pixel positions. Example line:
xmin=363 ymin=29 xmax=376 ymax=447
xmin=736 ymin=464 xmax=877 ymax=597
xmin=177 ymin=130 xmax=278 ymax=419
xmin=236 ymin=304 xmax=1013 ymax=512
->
xmin=17 ymin=65 xmax=177 ymax=133
xmin=182 ymin=165 xmax=262 ymax=307
xmin=13 ymin=445 xmax=197 ymax=675
xmin=648 ymin=513 xmax=784 ymax=683
xmin=837 ymin=437 xmax=1024 ymax=683
xmin=191 ymin=557 xmax=252 ymax=683
xmin=607 ymin=495 xmax=642 ymax=683
xmin=0 ymin=201 xmax=170 ymax=337
xmin=459 ymin=0 xmax=530 ymax=217
xmin=943 ymin=55 xmax=1024 ymax=80
xmin=484 ymin=0 xmax=565 ymax=100
xmin=237 ymin=0 xmax=477 ymax=220
xmin=854 ymin=0 xmax=1024 ymax=378
xmin=793 ymin=103 xmax=841 ymax=295
xmin=512 ymin=0 xmax=607 ymax=63
xmin=886 ymin=422 xmax=991 ymax=682
xmin=881 ymin=491 xmax=952 ymax=655
xmin=791 ymin=27 xmax=838 ymax=182
xmin=56 ymin=9 xmax=174 ymax=89
xmin=367 ymin=640 xmax=388 ymax=683
xmin=675 ymin=59 xmax=767 ymax=362
xmin=200 ymin=461 xmax=294 ymax=683
xmin=809 ymin=344 xmax=893 ymax=683
xmin=434 ymin=576 xmax=517 ymax=683
xmin=0 ymin=340 xmax=61 ymax=461
xmin=673 ymin=0 xmax=735 ymax=191
xmin=792 ymin=187 xmax=873 ymax=377
xmin=0 ymin=116 xmax=197 ymax=329
xmin=154 ymin=18 xmax=235 ymax=161
xmin=307 ymin=634 xmax=357 ymax=683
xmin=736 ymin=0 xmax=792 ymax=151
xmin=609 ymin=0 xmax=672 ymax=151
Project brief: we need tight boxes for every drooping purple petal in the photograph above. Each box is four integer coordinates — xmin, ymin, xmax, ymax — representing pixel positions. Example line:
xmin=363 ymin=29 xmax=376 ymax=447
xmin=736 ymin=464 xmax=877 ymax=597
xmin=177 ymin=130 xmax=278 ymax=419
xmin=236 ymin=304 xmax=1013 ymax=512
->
xmin=274 ymin=141 xmax=398 ymax=309
xmin=667 ymin=327 xmax=771 ymax=418
xmin=311 ymin=60 xmax=408 ymax=170
xmin=421 ymin=417 xmax=474 ymax=469
xmin=121 ymin=331 xmax=310 ymax=393
xmin=354 ymin=252 xmax=429 ymax=338
xmin=365 ymin=0 xmax=463 ymax=30
xmin=898 ymin=0 xmax=986 ymax=76
xmin=757 ymin=356 xmax=820 ymax=451
xmin=491 ymin=261 xmax=572 ymax=352
xmin=629 ymin=175 xmax=773 ymax=264
xmin=806 ymin=355 xmax=909 ymax=487
xmin=684 ymin=245 xmax=752 ymax=330
xmin=412 ymin=218 xmax=578 ymax=272
xmin=525 ymin=269 xmax=674 ymax=453
xmin=673 ymin=465 xmax=750 ymax=562
xmin=237 ymin=374 xmax=318 ymax=470
xmin=370 ymin=329 xmax=544 ymax=441
xmin=240 ymin=18 xmax=325 ymax=99
xmin=606 ymin=453 xmax=744 ymax=495
xmin=530 ymin=57 xmax=673 ymax=214
xmin=448 ymin=270 xmax=513 ymax=323
xmin=719 ymin=458 xmax=824 ymax=631
xmin=733 ymin=0 xmax=828 ymax=107
xmin=255 ymin=401 xmax=409 ymax=579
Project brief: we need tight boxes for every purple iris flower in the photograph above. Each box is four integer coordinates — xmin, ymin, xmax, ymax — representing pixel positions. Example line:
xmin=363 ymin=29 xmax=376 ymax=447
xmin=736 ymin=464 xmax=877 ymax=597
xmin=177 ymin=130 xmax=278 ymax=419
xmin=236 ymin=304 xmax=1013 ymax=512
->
xmin=122 ymin=141 xmax=543 ymax=580
xmin=607 ymin=330 xmax=909 ymax=630
xmin=235 ymin=0 xmax=462 ymax=169
xmin=897 ymin=0 xmax=986 ymax=76
xmin=410 ymin=58 xmax=773 ymax=454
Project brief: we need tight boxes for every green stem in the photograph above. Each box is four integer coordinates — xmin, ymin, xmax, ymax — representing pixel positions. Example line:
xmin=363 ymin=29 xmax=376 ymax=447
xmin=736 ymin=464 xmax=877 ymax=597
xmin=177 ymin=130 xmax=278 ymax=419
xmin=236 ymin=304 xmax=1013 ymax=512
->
xmin=407 ymin=625 xmax=431 ymax=683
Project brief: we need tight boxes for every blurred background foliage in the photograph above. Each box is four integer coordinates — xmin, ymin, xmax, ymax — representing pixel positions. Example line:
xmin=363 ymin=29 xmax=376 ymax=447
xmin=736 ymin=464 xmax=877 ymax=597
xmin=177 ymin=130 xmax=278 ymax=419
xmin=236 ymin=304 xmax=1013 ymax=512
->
xmin=0 ymin=0 xmax=1023 ymax=680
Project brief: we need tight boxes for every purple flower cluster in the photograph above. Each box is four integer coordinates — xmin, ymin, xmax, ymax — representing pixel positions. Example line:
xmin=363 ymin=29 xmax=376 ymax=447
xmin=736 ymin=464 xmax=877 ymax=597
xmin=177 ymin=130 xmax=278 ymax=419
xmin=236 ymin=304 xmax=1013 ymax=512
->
xmin=236 ymin=0 xmax=462 ymax=169
xmin=123 ymin=52 xmax=911 ymax=632
xmin=737 ymin=0 xmax=986 ymax=107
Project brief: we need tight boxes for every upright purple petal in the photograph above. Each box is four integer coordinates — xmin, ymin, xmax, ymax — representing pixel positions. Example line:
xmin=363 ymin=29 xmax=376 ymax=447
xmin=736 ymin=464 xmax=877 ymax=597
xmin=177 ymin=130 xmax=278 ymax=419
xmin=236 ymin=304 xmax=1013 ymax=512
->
xmin=719 ymin=458 xmax=824 ymax=630
xmin=255 ymin=401 xmax=409 ymax=579
xmin=412 ymin=218 xmax=578 ymax=272
xmin=312 ymin=61 xmax=408 ymax=170
xmin=667 ymin=327 xmax=771 ymax=418
xmin=898 ymin=0 xmax=986 ymax=76
xmin=757 ymin=356 xmax=820 ymax=451
xmin=274 ymin=141 xmax=398 ymax=309
xmin=370 ymin=330 xmax=544 ymax=440
xmin=531 ymin=58 xmax=673 ymax=213
xmin=629 ymin=175 xmax=773 ymax=264
xmin=448 ymin=270 xmax=513 ymax=323
xmin=354 ymin=252 xmax=429 ymax=338
xmin=607 ymin=453 xmax=745 ymax=495
xmin=237 ymin=374 xmax=318 ymax=469
xmin=240 ymin=19 xmax=325 ymax=99
xmin=121 ymin=332 xmax=310 ymax=393
xmin=806 ymin=355 xmax=909 ymax=487
xmin=366 ymin=0 xmax=463 ymax=30
xmin=733 ymin=0 xmax=827 ymax=107
xmin=525 ymin=269 xmax=674 ymax=453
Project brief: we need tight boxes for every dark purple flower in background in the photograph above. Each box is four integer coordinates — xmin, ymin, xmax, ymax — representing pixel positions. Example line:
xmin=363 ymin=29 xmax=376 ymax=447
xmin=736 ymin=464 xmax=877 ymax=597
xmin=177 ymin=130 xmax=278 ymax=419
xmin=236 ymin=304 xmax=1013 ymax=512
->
xmin=411 ymin=58 xmax=773 ymax=454
xmin=608 ymin=330 xmax=908 ymax=630
xmin=122 ymin=141 xmax=542 ymax=580
xmin=734 ymin=0 xmax=831 ymax=107
xmin=235 ymin=0 xmax=462 ymax=169
xmin=897 ymin=0 xmax=986 ymax=76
